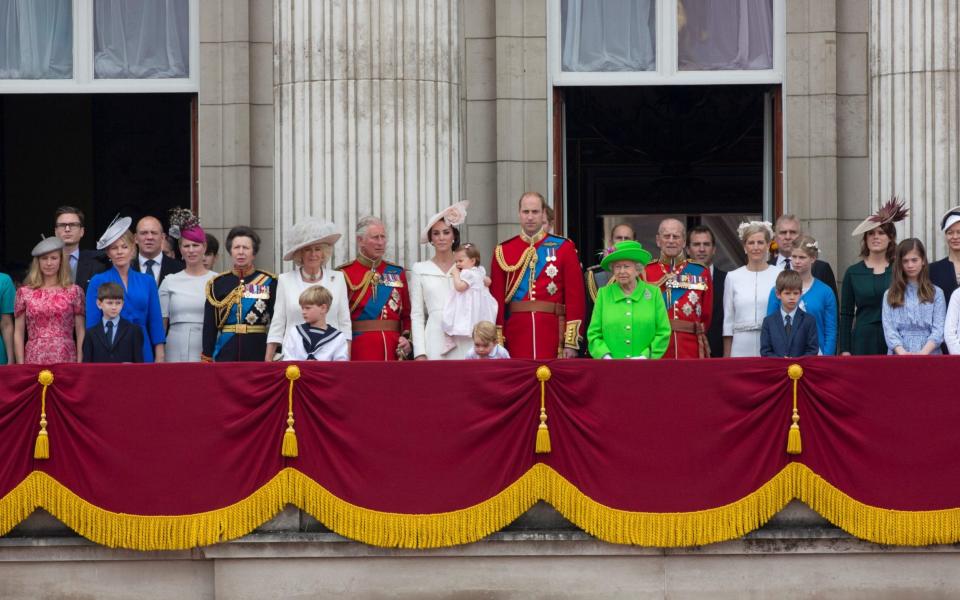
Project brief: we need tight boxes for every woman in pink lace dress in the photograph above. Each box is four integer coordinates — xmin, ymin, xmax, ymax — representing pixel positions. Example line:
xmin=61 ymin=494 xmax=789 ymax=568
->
xmin=13 ymin=237 xmax=85 ymax=364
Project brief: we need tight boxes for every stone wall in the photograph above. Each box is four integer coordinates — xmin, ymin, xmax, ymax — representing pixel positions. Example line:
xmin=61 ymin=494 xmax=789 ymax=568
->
xmin=198 ymin=0 xmax=275 ymax=272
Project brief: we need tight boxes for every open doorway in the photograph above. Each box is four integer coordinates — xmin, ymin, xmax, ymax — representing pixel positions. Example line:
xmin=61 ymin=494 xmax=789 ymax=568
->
xmin=562 ymin=85 xmax=777 ymax=271
xmin=0 ymin=93 xmax=194 ymax=276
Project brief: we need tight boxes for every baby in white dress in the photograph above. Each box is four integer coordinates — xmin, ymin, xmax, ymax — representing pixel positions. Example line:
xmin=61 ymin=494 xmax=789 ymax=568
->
xmin=441 ymin=244 xmax=498 ymax=354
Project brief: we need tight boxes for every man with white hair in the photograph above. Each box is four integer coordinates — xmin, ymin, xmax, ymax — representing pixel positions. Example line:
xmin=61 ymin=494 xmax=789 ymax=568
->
xmin=644 ymin=217 xmax=713 ymax=359
xmin=337 ymin=216 xmax=412 ymax=360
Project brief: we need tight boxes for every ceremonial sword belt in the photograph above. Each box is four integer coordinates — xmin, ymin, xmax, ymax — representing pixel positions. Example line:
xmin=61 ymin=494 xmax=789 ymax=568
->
xmin=669 ymin=319 xmax=705 ymax=334
xmin=222 ymin=325 xmax=267 ymax=334
xmin=351 ymin=320 xmax=401 ymax=333
xmin=508 ymin=300 xmax=569 ymax=358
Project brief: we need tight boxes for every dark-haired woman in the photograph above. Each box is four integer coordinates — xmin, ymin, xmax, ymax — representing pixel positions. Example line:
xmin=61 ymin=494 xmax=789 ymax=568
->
xmin=201 ymin=226 xmax=277 ymax=362
xmin=410 ymin=201 xmax=473 ymax=360
xmin=881 ymin=238 xmax=946 ymax=355
xmin=839 ymin=199 xmax=907 ymax=355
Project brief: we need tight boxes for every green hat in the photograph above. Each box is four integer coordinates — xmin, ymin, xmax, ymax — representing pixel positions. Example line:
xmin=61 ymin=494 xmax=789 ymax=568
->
xmin=600 ymin=241 xmax=652 ymax=272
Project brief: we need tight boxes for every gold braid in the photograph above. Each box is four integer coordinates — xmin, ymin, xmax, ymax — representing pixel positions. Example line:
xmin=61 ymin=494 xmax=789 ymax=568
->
xmin=343 ymin=270 xmax=376 ymax=313
xmin=205 ymin=278 xmax=244 ymax=329
xmin=495 ymin=244 xmax=538 ymax=303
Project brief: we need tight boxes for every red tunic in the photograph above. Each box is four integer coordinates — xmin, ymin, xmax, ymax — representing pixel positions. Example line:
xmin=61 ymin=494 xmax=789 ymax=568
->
xmin=644 ymin=257 xmax=713 ymax=359
xmin=489 ymin=231 xmax=586 ymax=360
xmin=338 ymin=257 xmax=411 ymax=361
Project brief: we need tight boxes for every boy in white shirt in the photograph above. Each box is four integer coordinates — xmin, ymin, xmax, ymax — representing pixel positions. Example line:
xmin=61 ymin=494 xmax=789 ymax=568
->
xmin=282 ymin=285 xmax=349 ymax=361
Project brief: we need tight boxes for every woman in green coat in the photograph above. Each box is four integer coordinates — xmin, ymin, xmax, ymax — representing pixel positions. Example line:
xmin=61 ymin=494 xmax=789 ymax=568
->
xmin=839 ymin=198 xmax=906 ymax=355
xmin=588 ymin=241 xmax=671 ymax=359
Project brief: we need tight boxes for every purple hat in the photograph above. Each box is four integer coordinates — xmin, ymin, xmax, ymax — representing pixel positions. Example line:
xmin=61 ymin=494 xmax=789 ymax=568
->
xmin=168 ymin=208 xmax=206 ymax=244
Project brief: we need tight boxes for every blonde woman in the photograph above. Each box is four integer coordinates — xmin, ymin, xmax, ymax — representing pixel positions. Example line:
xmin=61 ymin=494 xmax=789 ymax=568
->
xmin=266 ymin=219 xmax=350 ymax=360
xmin=14 ymin=237 xmax=85 ymax=364
xmin=723 ymin=221 xmax=781 ymax=357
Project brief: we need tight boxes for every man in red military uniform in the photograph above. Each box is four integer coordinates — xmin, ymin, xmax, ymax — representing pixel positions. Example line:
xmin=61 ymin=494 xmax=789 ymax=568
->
xmin=338 ymin=216 xmax=412 ymax=360
xmin=644 ymin=218 xmax=713 ymax=359
xmin=490 ymin=192 xmax=585 ymax=359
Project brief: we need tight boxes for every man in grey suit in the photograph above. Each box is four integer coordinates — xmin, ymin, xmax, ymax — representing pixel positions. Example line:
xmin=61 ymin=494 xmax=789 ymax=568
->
xmin=687 ymin=225 xmax=725 ymax=359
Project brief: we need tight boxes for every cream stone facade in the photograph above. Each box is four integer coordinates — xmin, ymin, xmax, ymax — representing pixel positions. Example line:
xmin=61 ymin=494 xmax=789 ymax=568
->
xmin=193 ymin=0 xmax=955 ymax=279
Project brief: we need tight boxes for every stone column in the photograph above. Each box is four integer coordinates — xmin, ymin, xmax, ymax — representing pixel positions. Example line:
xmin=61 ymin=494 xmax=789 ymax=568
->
xmin=871 ymin=0 xmax=960 ymax=258
xmin=274 ymin=0 xmax=462 ymax=267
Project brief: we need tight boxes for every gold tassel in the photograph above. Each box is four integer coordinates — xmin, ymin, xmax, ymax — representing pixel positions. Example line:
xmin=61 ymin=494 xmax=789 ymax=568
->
xmin=786 ymin=364 xmax=803 ymax=455
xmin=535 ymin=365 xmax=552 ymax=454
xmin=34 ymin=370 xmax=54 ymax=460
xmin=282 ymin=365 xmax=301 ymax=458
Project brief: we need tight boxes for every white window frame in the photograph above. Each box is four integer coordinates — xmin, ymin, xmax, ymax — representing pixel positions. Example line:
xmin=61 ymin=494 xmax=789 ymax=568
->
xmin=0 ymin=0 xmax=199 ymax=94
xmin=549 ymin=0 xmax=785 ymax=86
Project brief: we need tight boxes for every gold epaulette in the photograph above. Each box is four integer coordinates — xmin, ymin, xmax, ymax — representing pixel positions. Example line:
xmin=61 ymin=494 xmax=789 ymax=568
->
xmin=586 ymin=268 xmax=600 ymax=302
xmin=259 ymin=269 xmax=278 ymax=279
xmin=335 ymin=261 xmax=353 ymax=271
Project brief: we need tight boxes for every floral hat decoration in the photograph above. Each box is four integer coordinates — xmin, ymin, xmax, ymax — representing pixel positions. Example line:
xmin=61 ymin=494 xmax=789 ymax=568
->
xmin=600 ymin=241 xmax=653 ymax=272
xmin=168 ymin=207 xmax=205 ymax=244
xmin=851 ymin=196 xmax=909 ymax=237
xmin=420 ymin=201 xmax=470 ymax=244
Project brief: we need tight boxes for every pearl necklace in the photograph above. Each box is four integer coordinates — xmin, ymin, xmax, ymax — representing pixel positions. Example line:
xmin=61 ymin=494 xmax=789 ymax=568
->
xmin=300 ymin=268 xmax=323 ymax=283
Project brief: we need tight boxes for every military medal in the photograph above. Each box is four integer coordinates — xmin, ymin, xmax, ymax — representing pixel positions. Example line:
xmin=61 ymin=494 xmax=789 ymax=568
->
xmin=546 ymin=282 xmax=558 ymax=295
xmin=545 ymin=264 xmax=558 ymax=278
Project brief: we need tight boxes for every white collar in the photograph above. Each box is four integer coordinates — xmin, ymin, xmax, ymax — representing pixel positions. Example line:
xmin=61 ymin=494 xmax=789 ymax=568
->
xmin=780 ymin=307 xmax=798 ymax=320
xmin=139 ymin=253 xmax=162 ymax=267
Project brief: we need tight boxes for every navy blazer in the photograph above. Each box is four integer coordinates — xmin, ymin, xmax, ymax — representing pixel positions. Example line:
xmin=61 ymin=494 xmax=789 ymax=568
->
xmin=74 ymin=250 xmax=109 ymax=293
xmin=930 ymin=258 xmax=958 ymax=303
xmin=706 ymin=266 xmax=726 ymax=359
xmin=760 ymin=309 xmax=819 ymax=358
xmin=82 ymin=318 xmax=144 ymax=363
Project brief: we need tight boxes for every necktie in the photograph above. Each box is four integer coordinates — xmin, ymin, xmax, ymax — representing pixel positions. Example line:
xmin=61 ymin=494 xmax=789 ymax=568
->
xmin=145 ymin=259 xmax=157 ymax=281
xmin=784 ymin=314 xmax=793 ymax=337
xmin=105 ymin=320 xmax=114 ymax=346
xmin=70 ymin=254 xmax=78 ymax=281
xmin=784 ymin=257 xmax=792 ymax=270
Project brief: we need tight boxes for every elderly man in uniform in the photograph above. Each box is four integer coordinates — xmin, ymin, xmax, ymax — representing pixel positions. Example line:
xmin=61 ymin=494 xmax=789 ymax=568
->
xmin=644 ymin=218 xmax=712 ymax=359
xmin=490 ymin=192 xmax=585 ymax=359
xmin=338 ymin=216 xmax=412 ymax=360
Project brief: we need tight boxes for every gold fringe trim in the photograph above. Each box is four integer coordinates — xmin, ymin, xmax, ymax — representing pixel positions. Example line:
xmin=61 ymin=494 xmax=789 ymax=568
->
xmin=3 ymin=464 xmax=960 ymax=550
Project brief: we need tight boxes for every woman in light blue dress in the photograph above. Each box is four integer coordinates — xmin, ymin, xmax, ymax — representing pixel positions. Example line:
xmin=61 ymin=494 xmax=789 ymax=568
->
xmin=881 ymin=238 xmax=946 ymax=355
xmin=767 ymin=235 xmax=837 ymax=354
xmin=85 ymin=218 xmax=166 ymax=362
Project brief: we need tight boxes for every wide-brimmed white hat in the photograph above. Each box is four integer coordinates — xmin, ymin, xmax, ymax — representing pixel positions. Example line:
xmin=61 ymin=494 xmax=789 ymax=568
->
xmin=31 ymin=235 xmax=65 ymax=257
xmin=420 ymin=200 xmax=470 ymax=244
xmin=282 ymin=218 xmax=342 ymax=261
xmin=940 ymin=205 xmax=960 ymax=233
xmin=96 ymin=215 xmax=133 ymax=250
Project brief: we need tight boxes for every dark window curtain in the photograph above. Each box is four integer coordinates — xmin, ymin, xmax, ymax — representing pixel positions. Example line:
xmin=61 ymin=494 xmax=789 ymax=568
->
xmin=678 ymin=0 xmax=773 ymax=70
xmin=561 ymin=0 xmax=656 ymax=72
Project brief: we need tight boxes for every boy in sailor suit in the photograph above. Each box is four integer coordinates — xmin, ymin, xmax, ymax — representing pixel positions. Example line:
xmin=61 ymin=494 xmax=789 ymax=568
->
xmin=281 ymin=285 xmax=349 ymax=361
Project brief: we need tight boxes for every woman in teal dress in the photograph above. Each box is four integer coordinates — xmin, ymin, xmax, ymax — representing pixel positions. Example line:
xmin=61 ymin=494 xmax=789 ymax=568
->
xmin=839 ymin=198 xmax=907 ymax=355
xmin=588 ymin=241 xmax=671 ymax=359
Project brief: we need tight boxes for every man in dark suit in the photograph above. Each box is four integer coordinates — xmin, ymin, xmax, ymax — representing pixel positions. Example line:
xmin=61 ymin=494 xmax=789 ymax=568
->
xmin=135 ymin=215 xmax=184 ymax=288
xmin=53 ymin=206 xmax=108 ymax=292
xmin=770 ymin=214 xmax=837 ymax=297
xmin=760 ymin=271 xmax=819 ymax=358
xmin=82 ymin=282 xmax=144 ymax=363
xmin=688 ymin=225 xmax=725 ymax=359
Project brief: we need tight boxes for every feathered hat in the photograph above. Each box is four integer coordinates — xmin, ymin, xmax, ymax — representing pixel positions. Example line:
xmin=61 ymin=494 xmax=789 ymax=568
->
xmin=168 ymin=207 xmax=205 ymax=244
xmin=851 ymin=196 xmax=909 ymax=237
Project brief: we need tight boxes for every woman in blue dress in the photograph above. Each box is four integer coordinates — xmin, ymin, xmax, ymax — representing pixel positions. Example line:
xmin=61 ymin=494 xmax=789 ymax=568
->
xmin=767 ymin=235 xmax=837 ymax=355
xmin=881 ymin=238 xmax=946 ymax=355
xmin=85 ymin=217 xmax=166 ymax=362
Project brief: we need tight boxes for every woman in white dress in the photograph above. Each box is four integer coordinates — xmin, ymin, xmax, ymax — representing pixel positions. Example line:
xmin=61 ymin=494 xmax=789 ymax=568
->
xmin=159 ymin=209 xmax=216 ymax=362
xmin=410 ymin=201 xmax=474 ymax=360
xmin=723 ymin=221 xmax=782 ymax=357
xmin=266 ymin=219 xmax=351 ymax=360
